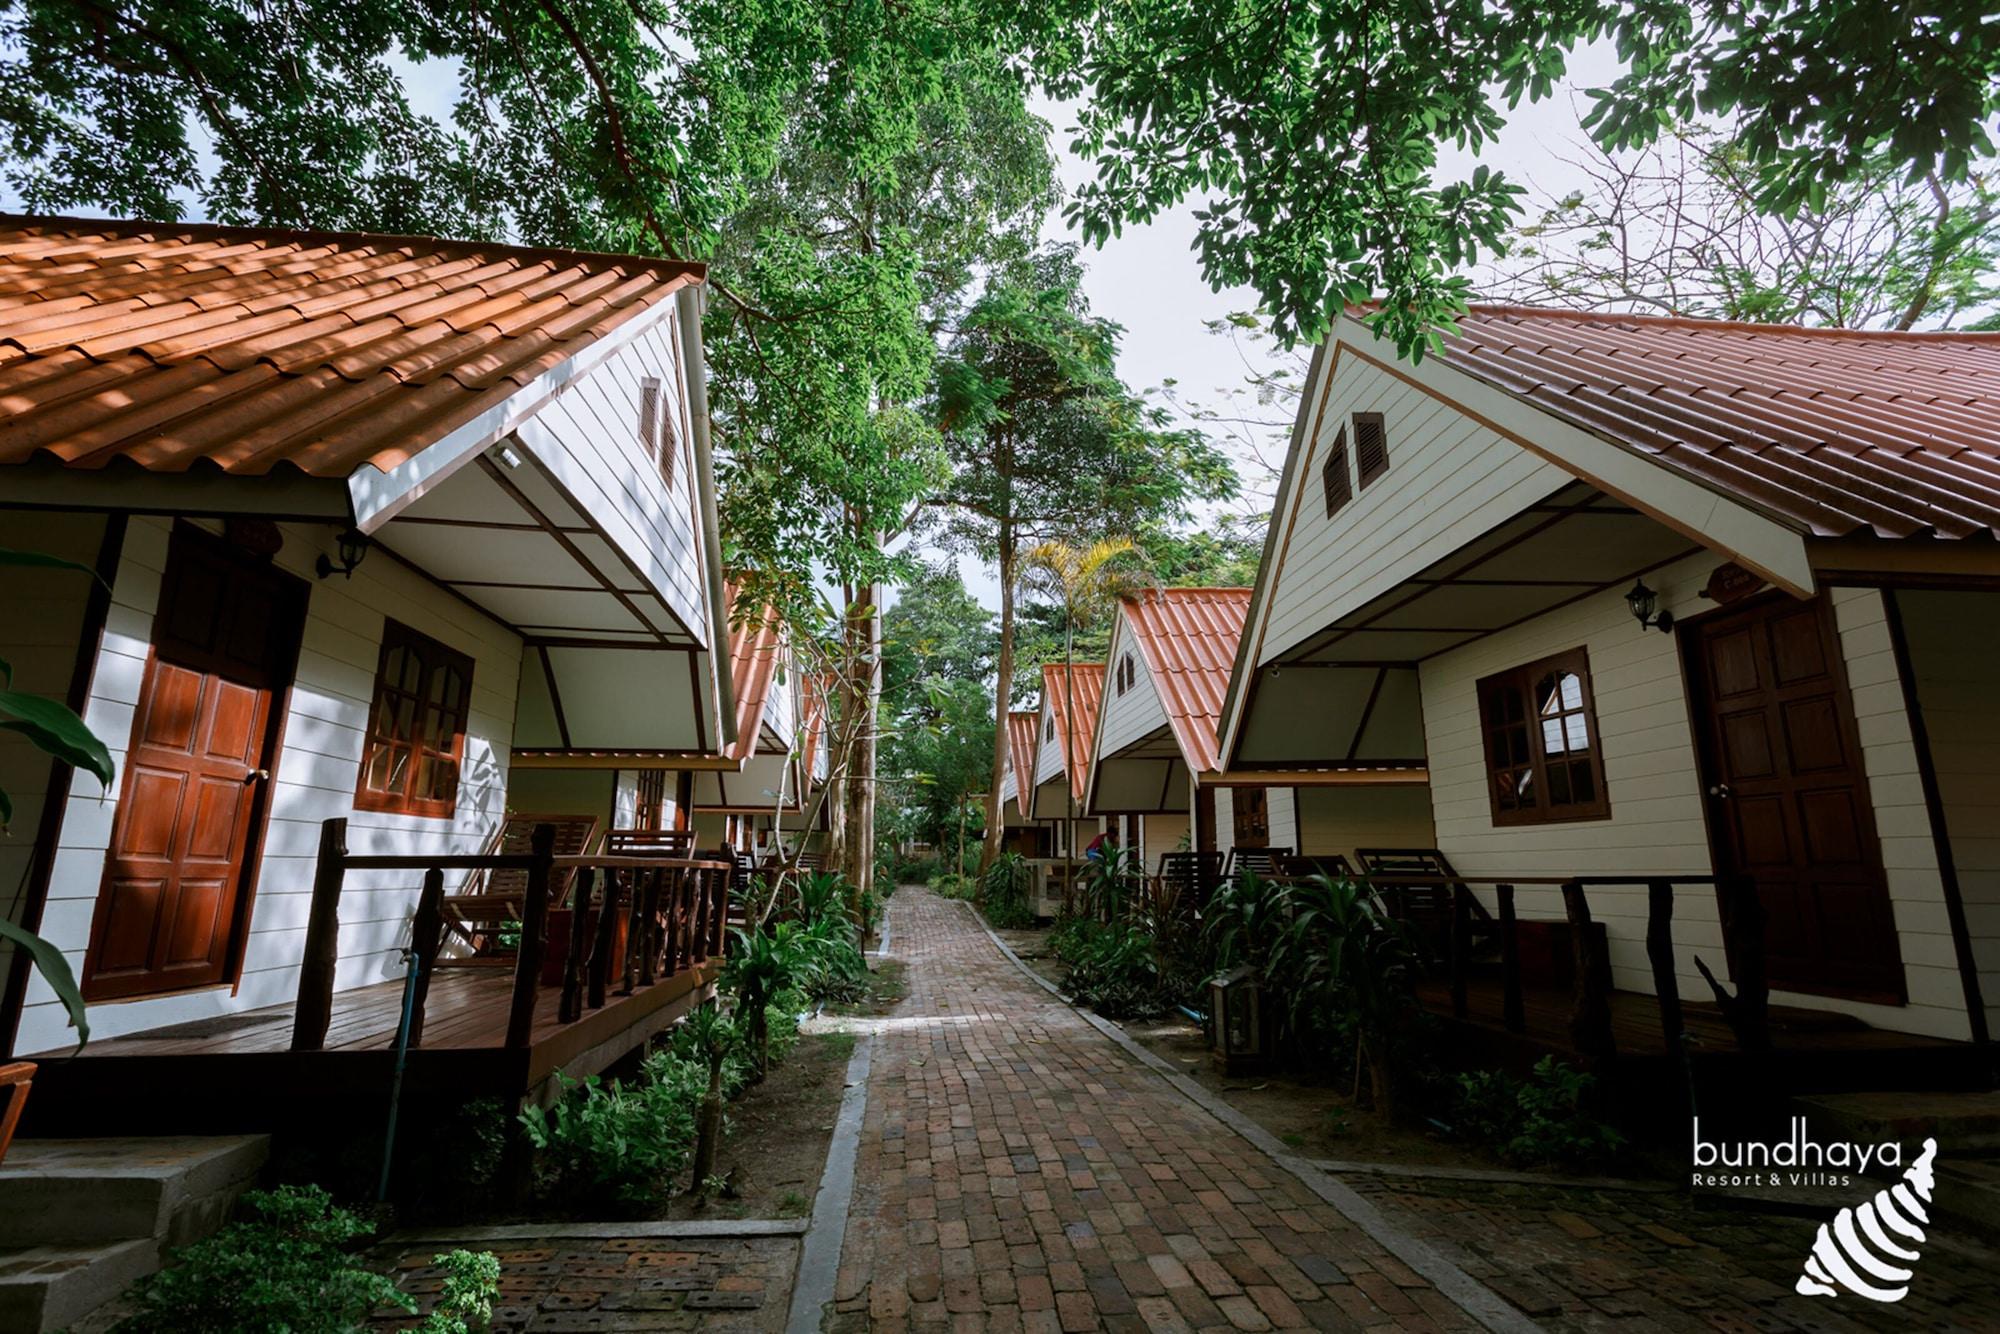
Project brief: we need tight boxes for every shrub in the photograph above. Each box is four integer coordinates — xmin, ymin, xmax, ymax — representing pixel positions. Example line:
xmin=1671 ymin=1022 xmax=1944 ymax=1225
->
xmin=1451 ymin=1057 xmax=1626 ymax=1169
xmin=980 ymin=853 xmax=1035 ymax=929
xmin=521 ymin=1067 xmax=697 ymax=1208
xmin=1061 ymin=920 xmax=1175 ymax=1019
xmin=722 ymin=922 xmax=807 ymax=1076
xmin=118 ymin=1184 xmax=408 ymax=1333
xmin=419 ymin=1248 xmax=503 ymax=1334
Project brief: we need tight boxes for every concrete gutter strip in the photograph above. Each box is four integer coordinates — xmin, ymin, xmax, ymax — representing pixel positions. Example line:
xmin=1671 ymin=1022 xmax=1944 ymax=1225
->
xmin=964 ymin=903 xmax=1543 ymax=1334
xmin=1308 ymin=1158 xmax=1677 ymax=1193
xmin=392 ymin=1219 xmax=810 ymax=1243
xmin=787 ymin=1031 xmax=874 ymax=1334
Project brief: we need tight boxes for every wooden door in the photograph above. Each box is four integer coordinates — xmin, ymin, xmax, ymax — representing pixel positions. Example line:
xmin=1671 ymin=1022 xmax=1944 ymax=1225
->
xmin=83 ymin=529 xmax=303 ymax=1001
xmin=1685 ymin=594 xmax=1903 ymax=1001
xmin=1231 ymin=787 xmax=1270 ymax=849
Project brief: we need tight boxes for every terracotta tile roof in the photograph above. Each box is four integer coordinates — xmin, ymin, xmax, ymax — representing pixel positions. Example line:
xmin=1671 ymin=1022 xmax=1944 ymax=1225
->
xmin=1042 ymin=663 xmax=1106 ymax=801
xmin=1003 ymin=710 xmax=1039 ymax=807
xmin=798 ymin=673 xmax=833 ymax=785
xmin=726 ymin=592 xmax=783 ymax=764
xmin=0 ymin=215 xmax=703 ymax=478
xmin=1119 ymin=587 xmax=1251 ymax=775
xmin=1433 ymin=306 xmax=2000 ymax=541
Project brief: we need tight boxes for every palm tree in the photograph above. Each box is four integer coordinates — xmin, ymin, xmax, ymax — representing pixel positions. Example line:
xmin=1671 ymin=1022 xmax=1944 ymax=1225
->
xmin=1021 ymin=538 xmax=1152 ymax=903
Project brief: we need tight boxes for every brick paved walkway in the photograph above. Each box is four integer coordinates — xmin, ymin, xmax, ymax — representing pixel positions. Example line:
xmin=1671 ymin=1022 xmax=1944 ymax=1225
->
xmin=829 ymin=888 xmax=1486 ymax=1332
xmin=372 ymin=1235 xmax=798 ymax=1332
xmin=1344 ymin=1173 xmax=2000 ymax=1332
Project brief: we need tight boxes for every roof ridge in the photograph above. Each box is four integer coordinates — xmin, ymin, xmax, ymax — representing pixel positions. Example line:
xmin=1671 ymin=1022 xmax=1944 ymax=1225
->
xmin=0 ymin=213 xmax=706 ymax=284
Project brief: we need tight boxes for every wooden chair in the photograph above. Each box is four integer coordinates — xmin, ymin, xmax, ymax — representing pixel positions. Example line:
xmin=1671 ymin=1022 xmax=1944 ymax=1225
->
xmin=1152 ymin=850 xmax=1224 ymax=920
xmin=439 ymin=813 xmax=598 ymax=965
xmin=1274 ymin=852 xmax=1357 ymax=880
xmin=1355 ymin=847 xmax=1471 ymax=919
xmin=605 ymin=828 xmax=695 ymax=858
xmin=1222 ymin=846 xmax=1292 ymax=884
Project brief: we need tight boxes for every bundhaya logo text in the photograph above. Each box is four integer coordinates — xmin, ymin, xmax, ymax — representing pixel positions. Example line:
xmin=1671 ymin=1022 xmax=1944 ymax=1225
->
xmin=1690 ymin=1116 xmax=1904 ymax=1190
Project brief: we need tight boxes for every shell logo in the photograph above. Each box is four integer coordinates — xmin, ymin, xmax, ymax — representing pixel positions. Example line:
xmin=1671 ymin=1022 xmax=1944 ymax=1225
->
xmin=1795 ymin=1138 xmax=1938 ymax=1303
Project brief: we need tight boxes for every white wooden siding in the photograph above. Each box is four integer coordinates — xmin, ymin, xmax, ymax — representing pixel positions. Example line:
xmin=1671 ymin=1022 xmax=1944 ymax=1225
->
xmin=1268 ymin=788 xmax=1297 ymax=855
xmin=1294 ymin=786 xmax=1436 ymax=859
xmin=1033 ymin=699 xmax=1064 ymax=792
xmin=1417 ymin=555 xmax=1971 ymax=1041
xmin=0 ymin=513 xmax=106 ymax=1004
xmin=513 ymin=313 xmax=709 ymax=645
xmin=17 ymin=516 xmax=524 ymax=1054
xmin=1256 ymin=350 xmax=1571 ymax=666
xmin=1097 ymin=631 xmax=1167 ymax=761
xmin=1139 ymin=813 xmax=1190 ymax=871
xmin=1896 ymin=589 xmax=2000 ymax=1035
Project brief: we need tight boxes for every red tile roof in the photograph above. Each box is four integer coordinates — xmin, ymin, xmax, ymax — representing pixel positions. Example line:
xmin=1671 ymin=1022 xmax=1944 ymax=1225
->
xmin=1119 ymin=587 xmax=1251 ymax=775
xmin=1434 ymin=307 xmax=2000 ymax=541
xmin=726 ymin=593 xmax=783 ymax=764
xmin=1004 ymin=710 xmax=1039 ymax=808
xmin=1042 ymin=663 xmax=1105 ymax=801
xmin=0 ymin=215 xmax=703 ymax=478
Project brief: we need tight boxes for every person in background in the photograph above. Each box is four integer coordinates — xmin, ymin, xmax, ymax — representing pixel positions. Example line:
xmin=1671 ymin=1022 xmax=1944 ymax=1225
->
xmin=1084 ymin=826 xmax=1119 ymax=864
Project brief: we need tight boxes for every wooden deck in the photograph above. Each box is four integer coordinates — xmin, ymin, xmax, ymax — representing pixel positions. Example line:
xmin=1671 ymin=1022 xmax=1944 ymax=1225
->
xmin=1414 ymin=974 xmax=1985 ymax=1098
xmin=21 ymin=962 xmax=719 ymax=1137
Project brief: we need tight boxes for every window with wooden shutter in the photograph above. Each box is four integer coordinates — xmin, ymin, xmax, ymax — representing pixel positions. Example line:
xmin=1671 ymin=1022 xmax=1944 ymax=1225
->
xmin=355 ymin=620 xmax=474 ymax=819
xmin=1116 ymin=653 xmax=1136 ymax=696
xmin=1475 ymin=647 xmax=1609 ymax=826
xmin=639 ymin=378 xmax=662 ymax=461
xmin=1321 ymin=427 xmax=1351 ymax=517
xmin=1354 ymin=412 xmax=1388 ymax=487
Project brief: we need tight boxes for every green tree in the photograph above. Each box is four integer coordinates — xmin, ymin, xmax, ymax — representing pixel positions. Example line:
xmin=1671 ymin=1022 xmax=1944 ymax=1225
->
xmin=877 ymin=568 xmax=998 ymax=853
xmin=932 ymin=248 xmax=1234 ymax=872
xmin=1041 ymin=0 xmax=2000 ymax=353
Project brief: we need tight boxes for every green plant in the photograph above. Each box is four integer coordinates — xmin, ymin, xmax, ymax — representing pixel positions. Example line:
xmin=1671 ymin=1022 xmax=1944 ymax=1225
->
xmin=676 ymin=1005 xmax=738 ymax=1194
xmin=722 ymin=922 xmax=808 ymax=1077
xmin=1280 ymin=875 xmax=1418 ymax=1116
xmin=417 ymin=1249 xmax=502 ymax=1334
xmin=1061 ymin=920 xmax=1173 ymax=1019
xmin=118 ymin=1184 xmax=407 ymax=1332
xmin=1452 ymin=1058 xmax=1626 ymax=1170
xmin=979 ymin=852 xmax=1035 ymax=929
xmin=520 ymin=1069 xmax=696 ymax=1207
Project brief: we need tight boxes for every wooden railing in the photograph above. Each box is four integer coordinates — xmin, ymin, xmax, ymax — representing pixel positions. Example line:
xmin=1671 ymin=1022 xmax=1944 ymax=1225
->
xmin=1365 ymin=873 xmax=1769 ymax=1065
xmin=290 ymin=818 xmax=730 ymax=1053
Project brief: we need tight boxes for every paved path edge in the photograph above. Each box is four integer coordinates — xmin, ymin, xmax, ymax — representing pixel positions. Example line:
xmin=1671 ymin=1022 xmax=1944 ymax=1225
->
xmin=391 ymin=1219 xmax=811 ymax=1242
xmin=964 ymin=903 xmax=1543 ymax=1334
xmin=786 ymin=1030 xmax=875 ymax=1334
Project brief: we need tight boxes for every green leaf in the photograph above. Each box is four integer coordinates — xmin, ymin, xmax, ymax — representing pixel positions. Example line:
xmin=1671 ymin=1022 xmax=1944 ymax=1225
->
xmin=0 ymin=691 xmax=115 ymax=790
xmin=0 ymin=548 xmax=107 ymax=588
xmin=0 ymin=917 xmax=88 ymax=1046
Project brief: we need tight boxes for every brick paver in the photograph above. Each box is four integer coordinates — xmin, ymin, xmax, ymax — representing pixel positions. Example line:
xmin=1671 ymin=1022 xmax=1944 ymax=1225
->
xmin=370 ymin=1235 xmax=798 ymax=1332
xmin=830 ymin=888 xmax=1483 ymax=1332
xmin=1346 ymin=1173 xmax=2000 ymax=1332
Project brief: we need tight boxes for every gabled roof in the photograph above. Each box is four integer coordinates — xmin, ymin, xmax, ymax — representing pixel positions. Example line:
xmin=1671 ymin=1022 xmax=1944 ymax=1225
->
xmin=1042 ymin=663 xmax=1105 ymax=801
xmin=0 ymin=215 xmax=703 ymax=478
xmin=1003 ymin=710 xmax=1040 ymax=807
xmin=798 ymin=673 xmax=833 ymax=785
xmin=1119 ymin=587 xmax=1251 ymax=775
xmin=725 ymin=593 xmax=784 ymax=765
xmin=1436 ymin=306 xmax=2000 ymax=541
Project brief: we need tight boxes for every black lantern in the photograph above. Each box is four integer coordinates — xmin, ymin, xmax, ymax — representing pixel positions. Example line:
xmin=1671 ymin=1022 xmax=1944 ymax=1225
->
xmin=316 ymin=526 xmax=370 ymax=580
xmin=1625 ymin=578 xmax=1674 ymax=634
xmin=1209 ymin=965 xmax=1266 ymax=1074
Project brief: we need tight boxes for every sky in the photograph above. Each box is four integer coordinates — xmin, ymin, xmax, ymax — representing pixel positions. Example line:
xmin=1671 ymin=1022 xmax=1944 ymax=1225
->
xmin=935 ymin=40 xmax=1628 ymax=612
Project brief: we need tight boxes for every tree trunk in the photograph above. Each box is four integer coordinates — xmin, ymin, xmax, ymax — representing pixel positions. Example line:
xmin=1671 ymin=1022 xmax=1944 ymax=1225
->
xmin=691 ymin=1059 xmax=725 ymax=1195
xmin=839 ymin=579 xmax=881 ymax=900
xmin=978 ymin=528 xmax=1017 ymax=877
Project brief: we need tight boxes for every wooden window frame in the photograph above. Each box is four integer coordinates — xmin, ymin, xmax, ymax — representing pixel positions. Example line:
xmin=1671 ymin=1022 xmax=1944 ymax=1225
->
xmin=1475 ymin=646 xmax=1610 ymax=827
xmin=354 ymin=620 xmax=475 ymax=819
xmin=1321 ymin=427 xmax=1352 ymax=518
xmin=1354 ymin=411 xmax=1389 ymax=488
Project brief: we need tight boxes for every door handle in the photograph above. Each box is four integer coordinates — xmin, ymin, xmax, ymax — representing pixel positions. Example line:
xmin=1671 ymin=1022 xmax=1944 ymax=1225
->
xmin=246 ymin=769 xmax=270 ymax=783
xmin=1707 ymin=783 xmax=1731 ymax=799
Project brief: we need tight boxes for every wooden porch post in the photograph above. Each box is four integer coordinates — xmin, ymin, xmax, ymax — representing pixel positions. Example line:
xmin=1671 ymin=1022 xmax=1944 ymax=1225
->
xmin=291 ymin=818 xmax=348 ymax=1051
xmin=504 ymin=822 xmax=557 ymax=1049
xmin=1194 ymin=783 xmax=1217 ymax=855
xmin=1560 ymin=879 xmax=1616 ymax=1066
xmin=405 ymin=868 xmax=445 ymax=1048
xmin=673 ymin=771 xmax=694 ymax=831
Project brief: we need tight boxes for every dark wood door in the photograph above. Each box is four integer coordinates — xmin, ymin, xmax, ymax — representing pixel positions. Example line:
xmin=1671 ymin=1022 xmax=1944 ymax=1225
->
xmin=83 ymin=529 xmax=303 ymax=1001
xmin=1231 ymin=787 xmax=1270 ymax=849
xmin=1685 ymin=594 xmax=1903 ymax=1001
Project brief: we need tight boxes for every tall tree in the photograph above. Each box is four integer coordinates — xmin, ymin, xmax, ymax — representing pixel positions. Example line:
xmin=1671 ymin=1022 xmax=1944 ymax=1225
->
xmin=931 ymin=247 xmax=1235 ymax=873
xmin=878 ymin=567 xmax=999 ymax=855
xmin=1485 ymin=123 xmax=2000 ymax=329
xmin=1041 ymin=0 xmax=2000 ymax=352
xmin=707 ymin=53 xmax=1058 ymax=895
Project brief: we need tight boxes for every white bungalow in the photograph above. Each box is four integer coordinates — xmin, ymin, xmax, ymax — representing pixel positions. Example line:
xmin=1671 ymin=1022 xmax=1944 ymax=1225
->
xmin=1218 ymin=305 xmax=2000 ymax=1073
xmin=0 ymin=217 xmax=735 ymax=1124
xmin=994 ymin=709 xmax=1052 ymax=857
xmin=1085 ymin=587 xmax=1386 ymax=874
xmin=1029 ymin=662 xmax=1109 ymax=858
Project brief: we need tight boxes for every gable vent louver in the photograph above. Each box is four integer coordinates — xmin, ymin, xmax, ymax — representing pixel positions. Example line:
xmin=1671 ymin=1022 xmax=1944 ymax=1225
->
xmin=1322 ymin=427 xmax=1352 ymax=518
xmin=1354 ymin=412 xmax=1389 ymax=487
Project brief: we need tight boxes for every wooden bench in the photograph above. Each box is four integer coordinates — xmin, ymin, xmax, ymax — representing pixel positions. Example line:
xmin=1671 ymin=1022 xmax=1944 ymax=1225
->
xmin=438 ymin=813 xmax=598 ymax=966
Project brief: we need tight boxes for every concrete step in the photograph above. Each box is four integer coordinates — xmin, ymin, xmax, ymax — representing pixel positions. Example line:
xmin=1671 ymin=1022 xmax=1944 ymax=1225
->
xmin=0 ymin=1239 xmax=156 ymax=1333
xmin=1937 ymin=1158 xmax=2000 ymax=1245
xmin=0 ymin=1135 xmax=268 ymax=1247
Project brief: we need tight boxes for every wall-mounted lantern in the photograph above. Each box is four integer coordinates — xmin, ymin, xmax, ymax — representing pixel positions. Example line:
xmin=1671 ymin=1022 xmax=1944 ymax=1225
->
xmin=316 ymin=526 xmax=370 ymax=580
xmin=1625 ymin=579 xmax=1674 ymax=635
